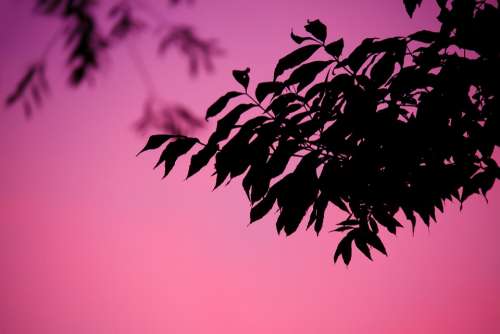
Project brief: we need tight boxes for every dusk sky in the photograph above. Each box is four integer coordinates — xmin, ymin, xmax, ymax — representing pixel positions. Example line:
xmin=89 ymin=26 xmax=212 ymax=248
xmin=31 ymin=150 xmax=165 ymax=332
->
xmin=1 ymin=0 xmax=499 ymax=333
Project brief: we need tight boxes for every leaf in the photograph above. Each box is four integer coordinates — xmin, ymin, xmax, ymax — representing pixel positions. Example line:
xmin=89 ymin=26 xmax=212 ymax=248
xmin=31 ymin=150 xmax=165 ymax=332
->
xmin=186 ymin=143 xmax=219 ymax=178
xmin=313 ymin=193 xmax=328 ymax=235
xmin=250 ymin=187 xmax=277 ymax=223
xmin=324 ymin=38 xmax=344 ymax=58
xmin=137 ymin=134 xmax=177 ymax=156
xmin=6 ymin=66 xmax=37 ymax=106
xmin=304 ymin=82 xmax=327 ymax=102
xmin=290 ymin=30 xmax=314 ymax=44
xmin=274 ymin=44 xmax=321 ymax=80
xmin=340 ymin=38 xmax=376 ymax=73
xmin=409 ymin=30 xmax=440 ymax=43
xmin=154 ymin=137 xmax=198 ymax=178
xmin=354 ymin=234 xmax=372 ymax=260
xmin=305 ymin=19 xmax=327 ymax=42
xmin=255 ymin=81 xmax=284 ymax=103
xmin=334 ymin=233 xmax=354 ymax=265
xmin=286 ymin=60 xmax=333 ymax=92
xmin=208 ymin=103 xmax=256 ymax=144
xmin=403 ymin=0 xmax=423 ymax=18
xmin=365 ymin=232 xmax=387 ymax=256
xmin=370 ymin=52 xmax=396 ymax=86
xmin=205 ymin=91 xmax=243 ymax=119
xmin=338 ymin=219 xmax=359 ymax=226
xmin=266 ymin=93 xmax=300 ymax=115
xmin=232 ymin=68 xmax=250 ymax=90
xmin=333 ymin=226 xmax=354 ymax=232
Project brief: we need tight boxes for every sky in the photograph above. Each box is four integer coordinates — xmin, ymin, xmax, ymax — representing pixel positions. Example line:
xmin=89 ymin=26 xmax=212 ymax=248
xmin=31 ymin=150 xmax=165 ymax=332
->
xmin=0 ymin=0 xmax=499 ymax=333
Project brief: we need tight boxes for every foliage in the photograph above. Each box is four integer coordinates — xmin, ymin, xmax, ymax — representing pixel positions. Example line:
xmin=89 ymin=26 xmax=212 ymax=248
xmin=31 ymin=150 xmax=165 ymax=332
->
xmin=5 ymin=0 xmax=220 ymax=133
xmin=140 ymin=0 xmax=500 ymax=264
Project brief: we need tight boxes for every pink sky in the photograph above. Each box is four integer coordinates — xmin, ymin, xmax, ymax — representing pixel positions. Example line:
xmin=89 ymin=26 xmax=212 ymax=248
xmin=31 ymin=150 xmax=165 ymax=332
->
xmin=1 ymin=0 xmax=499 ymax=333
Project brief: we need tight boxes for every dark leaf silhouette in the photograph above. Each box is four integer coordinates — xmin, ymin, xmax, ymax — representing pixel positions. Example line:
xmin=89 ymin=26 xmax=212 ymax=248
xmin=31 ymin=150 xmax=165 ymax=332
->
xmin=205 ymin=91 xmax=243 ymax=119
xmin=137 ymin=134 xmax=176 ymax=155
xmin=286 ymin=60 xmax=333 ymax=92
xmin=409 ymin=30 xmax=440 ymax=43
xmin=141 ymin=0 xmax=500 ymax=265
xmin=154 ymin=137 xmax=198 ymax=178
xmin=187 ymin=143 xmax=219 ymax=178
xmin=334 ymin=232 xmax=354 ymax=265
xmin=403 ymin=0 xmax=423 ymax=18
xmin=370 ymin=53 xmax=396 ymax=86
xmin=274 ymin=44 xmax=321 ymax=80
xmin=290 ymin=30 xmax=314 ymax=44
xmin=232 ymin=68 xmax=250 ymax=90
xmin=324 ymin=38 xmax=344 ymax=58
xmin=255 ymin=81 xmax=285 ymax=103
xmin=305 ymin=19 xmax=327 ymax=42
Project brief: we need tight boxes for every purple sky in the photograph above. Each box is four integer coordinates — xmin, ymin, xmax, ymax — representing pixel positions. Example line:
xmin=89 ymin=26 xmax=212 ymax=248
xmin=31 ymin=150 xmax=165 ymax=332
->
xmin=1 ymin=0 xmax=499 ymax=333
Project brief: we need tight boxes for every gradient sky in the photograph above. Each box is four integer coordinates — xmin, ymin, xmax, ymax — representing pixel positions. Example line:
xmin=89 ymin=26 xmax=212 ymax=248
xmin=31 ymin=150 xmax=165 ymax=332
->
xmin=1 ymin=0 xmax=499 ymax=333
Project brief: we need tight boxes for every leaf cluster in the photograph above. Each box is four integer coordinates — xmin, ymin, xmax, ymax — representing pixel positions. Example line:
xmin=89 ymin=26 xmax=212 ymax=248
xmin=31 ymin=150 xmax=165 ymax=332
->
xmin=141 ymin=0 xmax=500 ymax=264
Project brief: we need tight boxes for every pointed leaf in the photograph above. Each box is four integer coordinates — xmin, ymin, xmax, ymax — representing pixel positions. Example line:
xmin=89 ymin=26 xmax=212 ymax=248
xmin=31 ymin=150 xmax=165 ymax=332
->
xmin=274 ymin=44 xmax=321 ymax=80
xmin=186 ymin=143 xmax=219 ymax=178
xmin=324 ymin=38 xmax=344 ymax=58
xmin=305 ymin=19 xmax=327 ymax=42
xmin=286 ymin=60 xmax=333 ymax=92
xmin=255 ymin=81 xmax=284 ymax=103
xmin=290 ymin=30 xmax=314 ymax=44
xmin=205 ymin=91 xmax=243 ymax=119
xmin=154 ymin=137 xmax=198 ymax=178
xmin=137 ymin=134 xmax=176 ymax=155
xmin=232 ymin=68 xmax=250 ymax=90
xmin=403 ymin=0 xmax=423 ymax=18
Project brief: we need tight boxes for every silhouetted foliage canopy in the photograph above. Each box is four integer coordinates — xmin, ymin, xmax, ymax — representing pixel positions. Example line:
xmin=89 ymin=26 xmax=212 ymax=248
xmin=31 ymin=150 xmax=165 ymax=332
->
xmin=140 ymin=0 xmax=500 ymax=264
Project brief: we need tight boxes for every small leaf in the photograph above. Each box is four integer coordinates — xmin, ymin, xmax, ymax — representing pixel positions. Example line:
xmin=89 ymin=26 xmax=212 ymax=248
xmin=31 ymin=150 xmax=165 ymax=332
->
xmin=305 ymin=19 xmax=327 ymax=42
xmin=354 ymin=235 xmax=372 ymax=260
xmin=250 ymin=188 xmax=277 ymax=223
xmin=274 ymin=44 xmax=321 ymax=80
xmin=286 ymin=60 xmax=333 ymax=92
xmin=255 ymin=81 xmax=284 ymax=103
xmin=186 ymin=143 xmax=219 ymax=178
xmin=154 ymin=137 xmax=198 ymax=178
xmin=324 ymin=38 xmax=344 ymax=58
xmin=137 ymin=134 xmax=176 ymax=156
xmin=290 ymin=30 xmax=314 ymax=44
xmin=334 ymin=233 xmax=354 ymax=265
xmin=206 ymin=91 xmax=243 ymax=119
xmin=232 ymin=68 xmax=250 ymax=90
xmin=366 ymin=232 xmax=387 ymax=256
xmin=403 ymin=0 xmax=423 ymax=18
xmin=409 ymin=30 xmax=440 ymax=43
